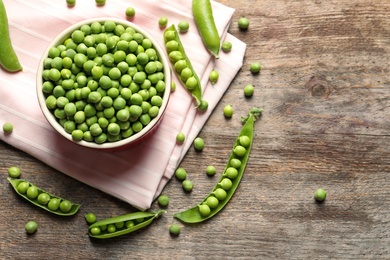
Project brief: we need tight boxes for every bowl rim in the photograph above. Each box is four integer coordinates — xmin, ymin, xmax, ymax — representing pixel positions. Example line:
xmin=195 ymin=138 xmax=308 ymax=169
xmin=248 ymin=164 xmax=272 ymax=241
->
xmin=36 ymin=17 xmax=171 ymax=149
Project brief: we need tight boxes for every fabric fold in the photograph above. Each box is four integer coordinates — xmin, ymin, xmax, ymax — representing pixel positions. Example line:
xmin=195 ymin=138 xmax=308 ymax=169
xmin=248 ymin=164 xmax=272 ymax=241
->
xmin=0 ymin=0 xmax=246 ymax=210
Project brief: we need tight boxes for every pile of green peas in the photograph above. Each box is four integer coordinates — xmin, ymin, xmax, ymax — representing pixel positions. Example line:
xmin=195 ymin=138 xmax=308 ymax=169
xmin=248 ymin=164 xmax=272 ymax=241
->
xmin=41 ymin=20 xmax=167 ymax=144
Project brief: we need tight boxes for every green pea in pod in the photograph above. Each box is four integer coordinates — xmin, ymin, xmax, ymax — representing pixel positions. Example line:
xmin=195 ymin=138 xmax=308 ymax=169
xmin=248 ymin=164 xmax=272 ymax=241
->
xmin=88 ymin=210 xmax=166 ymax=239
xmin=174 ymin=108 xmax=263 ymax=223
xmin=163 ymin=24 xmax=207 ymax=111
xmin=0 ymin=0 xmax=23 ymax=72
xmin=7 ymin=178 xmax=80 ymax=216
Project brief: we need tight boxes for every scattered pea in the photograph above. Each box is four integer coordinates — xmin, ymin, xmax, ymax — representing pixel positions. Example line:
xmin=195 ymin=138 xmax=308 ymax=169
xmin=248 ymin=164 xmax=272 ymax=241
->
xmin=159 ymin=17 xmax=168 ymax=28
xmin=250 ymin=62 xmax=261 ymax=74
xmin=66 ymin=0 xmax=76 ymax=7
xmin=176 ymin=132 xmax=185 ymax=144
xmin=244 ymin=84 xmax=254 ymax=97
xmin=2 ymin=122 xmax=13 ymax=133
xmin=206 ymin=165 xmax=216 ymax=176
xmin=193 ymin=137 xmax=205 ymax=151
xmin=158 ymin=195 xmax=169 ymax=207
xmin=238 ymin=17 xmax=250 ymax=29
xmin=209 ymin=70 xmax=219 ymax=84
xmin=85 ymin=212 xmax=97 ymax=224
xmin=177 ymin=21 xmax=190 ymax=33
xmin=169 ymin=224 xmax=181 ymax=236
xmin=25 ymin=221 xmax=38 ymax=234
xmin=125 ymin=7 xmax=136 ymax=18
xmin=182 ymin=179 xmax=193 ymax=192
xmin=8 ymin=166 xmax=21 ymax=178
xmin=175 ymin=168 xmax=187 ymax=180
xmin=171 ymin=81 xmax=176 ymax=92
xmin=314 ymin=188 xmax=327 ymax=202
xmin=95 ymin=0 xmax=106 ymax=6
xmin=223 ymin=104 xmax=233 ymax=118
xmin=221 ymin=41 xmax=232 ymax=52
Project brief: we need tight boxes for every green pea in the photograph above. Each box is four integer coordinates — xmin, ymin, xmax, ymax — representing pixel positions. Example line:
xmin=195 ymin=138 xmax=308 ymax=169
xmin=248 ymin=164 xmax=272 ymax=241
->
xmin=206 ymin=165 xmax=216 ymax=176
xmin=239 ymin=135 xmax=251 ymax=147
xmin=206 ymin=196 xmax=219 ymax=209
xmin=175 ymin=168 xmax=187 ymax=180
xmin=37 ymin=193 xmax=51 ymax=205
xmin=159 ymin=17 xmax=168 ymax=28
xmin=176 ymin=132 xmax=185 ymax=144
xmin=27 ymin=186 xmax=39 ymax=199
xmin=7 ymin=166 xmax=21 ymax=178
xmin=72 ymin=129 xmax=84 ymax=141
xmin=17 ymin=182 xmax=29 ymax=194
xmin=214 ymin=188 xmax=227 ymax=201
xmin=238 ymin=17 xmax=250 ymax=29
xmin=60 ymin=200 xmax=72 ymax=213
xmin=125 ymin=7 xmax=136 ymax=18
xmin=234 ymin=145 xmax=247 ymax=157
xmin=193 ymin=137 xmax=204 ymax=151
xmin=314 ymin=188 xmax=327 ymax=202
xmin=90 ymin=227 xmax=101 ymax=236
xmin=185 ymin=76 xmax=198 ymax=90
xmin=182 ymin=180 xmax=193 ymax=192
xmin=178 ymin=21 xmax=190 ymax=33
xmin=223 ymin=104 xmax=233 ymax=118
xmin=84 ymin=212 xmax=97 ymax=224
xmin=48 ymin=198 xmax=61 ymax=211
xmin=125 ymin=220 xmax=135 ymax=229
xmin=169 ymin=224 xmax=181 ymax=236
xmin=198 ymin=204 xmax=211 ymax=217
xmin=244 ymin=84 xmax=254 ymax=97
xmin=225 ymin=167 xmax=238 ymax=179
xmin=221 ymin=41 xmax=232 ymax=52
xmin=209 ymin=70 xmax=219 ymax=84
xmin=95 ymin=0 xmax=106 ymax=6
xmin=25 ymin=221 xmax=38 ymax=234
xmin=220 ymin=178 xmax=233 ymax=190
xmin=158 ymin=195 xmax=169 ymax=207
xmin=250 ymin=62 xmax=261 ymax=73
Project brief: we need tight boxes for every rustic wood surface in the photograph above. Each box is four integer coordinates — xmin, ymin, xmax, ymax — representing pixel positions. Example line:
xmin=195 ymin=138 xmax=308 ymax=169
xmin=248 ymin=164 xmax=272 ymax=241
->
xmin=1 ymin=0 xmax=390 ymax=259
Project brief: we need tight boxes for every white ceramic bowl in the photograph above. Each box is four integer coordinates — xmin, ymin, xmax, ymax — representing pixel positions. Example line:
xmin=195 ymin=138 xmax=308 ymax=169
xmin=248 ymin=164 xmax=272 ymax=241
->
xmin=36 ymin=18 xmax=171 ymax=150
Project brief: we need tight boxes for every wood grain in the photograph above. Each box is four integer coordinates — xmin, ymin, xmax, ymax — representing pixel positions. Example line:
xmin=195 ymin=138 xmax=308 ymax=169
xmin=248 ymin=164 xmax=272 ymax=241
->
xmin=1 ymin=0 xmax=390 ymax=259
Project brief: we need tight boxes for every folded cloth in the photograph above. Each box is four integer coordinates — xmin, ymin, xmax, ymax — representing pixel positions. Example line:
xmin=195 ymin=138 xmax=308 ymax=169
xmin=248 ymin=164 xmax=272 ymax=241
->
xmin=0 ymin=0 xmax=246 ymax=210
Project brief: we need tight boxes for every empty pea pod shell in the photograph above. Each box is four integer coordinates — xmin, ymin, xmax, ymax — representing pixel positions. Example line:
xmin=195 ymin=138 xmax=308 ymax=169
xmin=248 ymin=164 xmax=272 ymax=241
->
xmin=174 ymin=108 xmax=263 ymax=223
xmin=0 ymin=0 xmax=22 ymax=72
xmin=163 ymin=24 xmax=205 ymax=110
xmin=88 ymin=210 xmax=166 ymax=239
xmin=7 ymin=178 xmax=80 ymax=216
xmin=192 ymin=0 xmax=220 ymax=58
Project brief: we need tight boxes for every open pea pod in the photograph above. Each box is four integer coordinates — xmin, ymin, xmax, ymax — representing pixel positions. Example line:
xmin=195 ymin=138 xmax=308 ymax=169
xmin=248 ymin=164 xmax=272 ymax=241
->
xmin=88 ymin=210 xmax=166 ymax=239
xmin=174 ymin=108 xmax=263 ymax=223
xmin=163 ymin=24 xmax=207 ymax=111
xmin=7 ymin=177 xmax=80 ymax=216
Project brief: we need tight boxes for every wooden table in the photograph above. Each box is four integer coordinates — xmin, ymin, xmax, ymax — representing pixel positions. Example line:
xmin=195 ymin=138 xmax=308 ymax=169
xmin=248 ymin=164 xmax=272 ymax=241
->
xmin=1 ymin=0 xmax=389 ymax=259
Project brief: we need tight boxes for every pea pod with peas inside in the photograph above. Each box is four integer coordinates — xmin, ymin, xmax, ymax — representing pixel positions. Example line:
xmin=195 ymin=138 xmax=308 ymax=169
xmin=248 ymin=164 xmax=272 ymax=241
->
xmin=192 ymin=0 xmax=220 ymax=58
xmin=174 ymin=108 xmax=263 ymax=223
xmin=0 ymin=0 xmax=22 ymax=72
xmin=7 ymin=177 xmax=80 ymax=216
xmin=163 ymin=24 xmax=207 ymax=111
xmin=88 ymin=210 xmax=165 ymax=239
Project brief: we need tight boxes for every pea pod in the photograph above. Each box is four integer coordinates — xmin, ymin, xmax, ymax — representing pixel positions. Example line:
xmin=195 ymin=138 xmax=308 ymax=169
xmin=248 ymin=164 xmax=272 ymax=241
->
xmin=174 ymin=108 xmax=263 ymax=223
xmin=88 ymin=210 xmax=166 ymax=239
xmin=163 ymin=24 xmax=207 ymax=111
xmin=0 ymin=0 xmax=22 ymax=72
xmin=7 ymin=177 xmax=80 ymax=216
xmin=192 ymin=0 xmax=220 ymax=58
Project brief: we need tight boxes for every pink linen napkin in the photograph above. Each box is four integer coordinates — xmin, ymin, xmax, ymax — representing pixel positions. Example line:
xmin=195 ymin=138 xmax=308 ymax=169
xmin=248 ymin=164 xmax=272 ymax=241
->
xmin=0 ymin=0 xmax=246 ymax=210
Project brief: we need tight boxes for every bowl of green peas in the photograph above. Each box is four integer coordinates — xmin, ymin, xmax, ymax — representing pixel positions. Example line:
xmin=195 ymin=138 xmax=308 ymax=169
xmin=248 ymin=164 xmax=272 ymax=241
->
xmin=36 ymin=18 xmax=171 ymax=150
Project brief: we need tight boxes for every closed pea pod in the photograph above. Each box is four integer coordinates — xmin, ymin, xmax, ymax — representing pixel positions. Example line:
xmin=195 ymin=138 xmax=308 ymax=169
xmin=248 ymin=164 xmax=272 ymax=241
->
xmin=7 ymin=178 xmax=80 ymax=216
xmin=0 ymin=0 xmax=22 ymax=72
xmin=174 ymin=108 xmax=263 ymax=223
xmin=88 ymin=210 xmax=165 ymax=239
xmin=192 ymin=0 xmax=220 ymax=58
xmin=163 ymin=25 xmax=207 ymax=111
